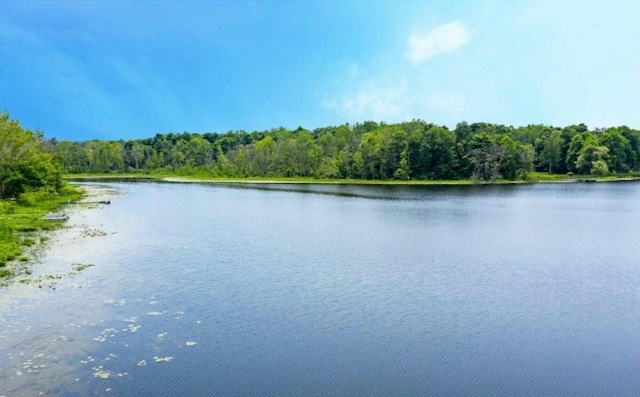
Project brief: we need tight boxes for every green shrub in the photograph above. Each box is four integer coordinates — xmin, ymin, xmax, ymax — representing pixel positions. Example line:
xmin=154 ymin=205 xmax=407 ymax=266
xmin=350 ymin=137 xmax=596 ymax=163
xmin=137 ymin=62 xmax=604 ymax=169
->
xmin=1 ymin=183 xmax=83 ymax=273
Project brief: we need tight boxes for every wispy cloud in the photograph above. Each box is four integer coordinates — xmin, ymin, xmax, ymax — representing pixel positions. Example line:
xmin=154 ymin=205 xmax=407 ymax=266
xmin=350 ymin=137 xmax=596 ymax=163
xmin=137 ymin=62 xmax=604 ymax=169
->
xmin=406 ymin=21 xmax=470 ymax=64
xmin=323 ymin=55 xmax=472 ymax=127
xmin=323 ymin=80 xmax=410 ymax=122
xmin=426 ymin=92 xmax=466 ymax=119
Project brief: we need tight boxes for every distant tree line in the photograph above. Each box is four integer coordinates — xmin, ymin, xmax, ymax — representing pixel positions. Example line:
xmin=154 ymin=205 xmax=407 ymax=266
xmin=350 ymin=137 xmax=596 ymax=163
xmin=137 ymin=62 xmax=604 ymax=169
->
xmin=0 ymin=112 xmax=63 ymax=199
xmin=50 ymin=120 xmax=640 ymax=180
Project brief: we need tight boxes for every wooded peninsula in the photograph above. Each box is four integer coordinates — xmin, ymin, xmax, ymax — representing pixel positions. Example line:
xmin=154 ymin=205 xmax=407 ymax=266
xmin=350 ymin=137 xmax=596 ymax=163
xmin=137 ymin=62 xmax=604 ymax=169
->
xmin=51 ymin=119 xmax=639 ymax=182
xmin=4 ymin=112 xmax=640 ymax=191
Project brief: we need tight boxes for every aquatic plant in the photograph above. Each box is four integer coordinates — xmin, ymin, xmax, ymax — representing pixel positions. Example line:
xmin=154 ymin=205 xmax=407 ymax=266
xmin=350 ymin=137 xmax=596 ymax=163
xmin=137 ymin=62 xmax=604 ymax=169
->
xmin=72 ymin=263 xmax=95 ymax=272
xmin=0 ymin=185 xmax=83 ymax=276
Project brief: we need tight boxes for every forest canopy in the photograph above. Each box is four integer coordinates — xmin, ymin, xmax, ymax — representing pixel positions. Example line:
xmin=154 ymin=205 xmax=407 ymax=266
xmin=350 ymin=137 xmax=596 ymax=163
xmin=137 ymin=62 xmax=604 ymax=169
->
xmin=50 ymin=120 xmax=640 ymax=181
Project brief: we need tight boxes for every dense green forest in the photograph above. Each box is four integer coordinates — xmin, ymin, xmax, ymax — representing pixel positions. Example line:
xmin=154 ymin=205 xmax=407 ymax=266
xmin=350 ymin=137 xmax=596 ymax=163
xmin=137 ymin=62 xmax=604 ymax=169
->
xmin=52 ymin=120 xmax=640 ymax=181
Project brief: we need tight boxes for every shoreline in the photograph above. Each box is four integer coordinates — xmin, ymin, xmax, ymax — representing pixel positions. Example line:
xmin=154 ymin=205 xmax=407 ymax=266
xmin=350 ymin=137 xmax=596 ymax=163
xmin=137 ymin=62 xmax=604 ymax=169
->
xmin=0 ymin=184 xmax=117 ymax=287
xmin=65 ymin=174 xmax=640 ymax=186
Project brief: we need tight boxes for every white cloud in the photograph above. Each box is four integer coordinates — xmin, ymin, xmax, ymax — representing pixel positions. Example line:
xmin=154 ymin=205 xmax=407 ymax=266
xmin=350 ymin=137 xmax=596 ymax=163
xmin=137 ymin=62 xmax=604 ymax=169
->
xmin=323 ymin=81 xmax=410 ymax=121
xmin=407 ymin=21 xmax=470 ymax=64
xmin=322 ymin=69 xmax=471 ymax=127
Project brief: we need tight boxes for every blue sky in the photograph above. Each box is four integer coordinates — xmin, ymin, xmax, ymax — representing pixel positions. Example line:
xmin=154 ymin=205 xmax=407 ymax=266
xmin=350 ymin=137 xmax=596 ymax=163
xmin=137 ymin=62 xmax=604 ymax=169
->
xmin=1 ymin=1 xmax=638 ymax=141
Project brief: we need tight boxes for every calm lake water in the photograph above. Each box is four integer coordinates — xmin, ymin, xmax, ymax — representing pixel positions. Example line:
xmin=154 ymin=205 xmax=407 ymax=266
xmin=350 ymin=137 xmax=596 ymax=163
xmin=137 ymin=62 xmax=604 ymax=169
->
xmin=1 ymin=181 xmax=639 ymax=396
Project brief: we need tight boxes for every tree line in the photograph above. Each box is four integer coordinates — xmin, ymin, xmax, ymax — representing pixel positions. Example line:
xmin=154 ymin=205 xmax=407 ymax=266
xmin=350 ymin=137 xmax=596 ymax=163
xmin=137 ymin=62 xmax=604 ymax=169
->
xmin=0 ymin=112 xmax=63 ymax=199
xmin=50 ymin=120 xmax=640 ymax=181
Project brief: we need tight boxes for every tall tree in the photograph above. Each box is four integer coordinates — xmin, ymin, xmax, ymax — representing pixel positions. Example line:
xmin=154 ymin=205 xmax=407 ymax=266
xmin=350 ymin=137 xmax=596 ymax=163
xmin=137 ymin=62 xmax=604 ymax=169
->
xmin=538 ymin=131 xmax=563 ymax=172
xmin=600 ymin=128 xmax=631 ymax=172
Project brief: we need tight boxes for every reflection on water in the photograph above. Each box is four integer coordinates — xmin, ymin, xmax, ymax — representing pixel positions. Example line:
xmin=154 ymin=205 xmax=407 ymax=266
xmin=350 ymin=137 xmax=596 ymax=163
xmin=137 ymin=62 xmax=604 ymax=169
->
xmin=1 ymin=181 xmax=639 ymax=396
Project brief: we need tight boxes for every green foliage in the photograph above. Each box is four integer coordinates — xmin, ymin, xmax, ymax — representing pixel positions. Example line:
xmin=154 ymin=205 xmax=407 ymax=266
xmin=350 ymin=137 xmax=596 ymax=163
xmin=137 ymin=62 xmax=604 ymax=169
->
xmin=575 ymin=145 xmax=609 ymax=174
xmin=0 ymin=112 xmax=63 ymax=199
xmin=538 ymin=131 xmax=564 ymax=172
xmin=45 ymin=118 xmax=640 ymax=182
xmin=0 ymin=111 xmax=79 ymax=275
xmin=600 ymin=128 xmax=631 ymax=172
xmin=591 ymin=160 xmax=609 ymax=176
xmin=0 ymin=184 xmax=82 ymax=273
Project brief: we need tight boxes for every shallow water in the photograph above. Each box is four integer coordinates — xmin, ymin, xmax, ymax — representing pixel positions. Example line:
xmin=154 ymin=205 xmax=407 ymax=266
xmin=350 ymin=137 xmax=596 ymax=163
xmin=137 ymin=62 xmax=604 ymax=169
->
xmin=1 ymin=181 xmax=639 ymax=396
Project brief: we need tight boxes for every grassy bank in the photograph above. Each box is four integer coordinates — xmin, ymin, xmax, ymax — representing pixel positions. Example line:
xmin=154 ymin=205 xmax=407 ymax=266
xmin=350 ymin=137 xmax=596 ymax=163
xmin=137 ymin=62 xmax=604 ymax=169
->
xmin=0 ymin=185 xmax=83 ymax=278
xmin=64 ymin=171 xmax=640 ymax=185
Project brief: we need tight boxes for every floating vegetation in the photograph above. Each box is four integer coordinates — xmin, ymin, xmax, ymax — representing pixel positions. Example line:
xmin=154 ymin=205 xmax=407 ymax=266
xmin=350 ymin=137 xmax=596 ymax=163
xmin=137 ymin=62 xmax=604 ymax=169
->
xmin=16 ymin=263 xmax=95 ymax=289
xmin=71 ymin=263 xmax=94 ymax=272
xmin=93 ymin=368 xmax=111 ymax=378
xmin=103 ymin=298 xmax=128 ymax=307
xmin=82 ymin=229 xmax=107 ymax=238
xmin=2 ymin=294 xmax=201 ymax=394
xmin=80 ymin=358 xmax=94 ymax=364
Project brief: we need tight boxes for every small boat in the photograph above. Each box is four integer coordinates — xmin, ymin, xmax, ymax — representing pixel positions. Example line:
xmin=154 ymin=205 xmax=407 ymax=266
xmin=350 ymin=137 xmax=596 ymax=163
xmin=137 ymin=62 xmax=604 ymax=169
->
xmin=43 ymin=212 xmax=69 ymax=220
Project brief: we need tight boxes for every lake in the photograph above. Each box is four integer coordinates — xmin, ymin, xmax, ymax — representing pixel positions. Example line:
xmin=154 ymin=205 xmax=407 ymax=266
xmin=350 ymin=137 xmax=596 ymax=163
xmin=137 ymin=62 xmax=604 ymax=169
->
xmin=1 ymin=181 xmax=638 ymax=396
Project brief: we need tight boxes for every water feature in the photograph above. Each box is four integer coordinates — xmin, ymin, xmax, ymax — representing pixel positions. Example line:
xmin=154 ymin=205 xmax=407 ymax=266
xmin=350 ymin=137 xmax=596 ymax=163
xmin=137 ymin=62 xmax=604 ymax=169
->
xmin=1 ymin=181 xmax=638 ymax=396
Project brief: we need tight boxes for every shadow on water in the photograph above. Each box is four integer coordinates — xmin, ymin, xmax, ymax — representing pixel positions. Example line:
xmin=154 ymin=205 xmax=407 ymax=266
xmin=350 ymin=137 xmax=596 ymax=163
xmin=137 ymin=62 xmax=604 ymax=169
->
xmin=72 ymin=177 xmax=640 ymax=202
xmin=69 ymin=177 xmax=530 ymax=201
xmin=210 ymin=182 xmax=490 ymax=201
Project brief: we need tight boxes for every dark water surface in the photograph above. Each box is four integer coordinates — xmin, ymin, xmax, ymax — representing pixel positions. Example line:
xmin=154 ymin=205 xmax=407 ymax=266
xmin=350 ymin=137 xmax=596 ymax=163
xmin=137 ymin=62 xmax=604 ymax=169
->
xmin=1 ymin=181 xmax=639 ymax=396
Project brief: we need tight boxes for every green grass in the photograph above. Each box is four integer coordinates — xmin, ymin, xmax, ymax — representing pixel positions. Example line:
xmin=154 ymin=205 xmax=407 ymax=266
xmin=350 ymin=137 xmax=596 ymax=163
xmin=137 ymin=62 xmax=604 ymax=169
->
xmin=154 ymin=172 xmax=640 ymax=185
xmin=527 ymin=171 xmax=572 ymax=182
xmin=64 ymin=171 xmax=640 ymax=186
xmin=0 ymin=184 xmax=83 ymax=275
xmin=164 ymin=175 xmax=477 ymax=185
xmin=529 ymin=171 xmax=640 ymax=182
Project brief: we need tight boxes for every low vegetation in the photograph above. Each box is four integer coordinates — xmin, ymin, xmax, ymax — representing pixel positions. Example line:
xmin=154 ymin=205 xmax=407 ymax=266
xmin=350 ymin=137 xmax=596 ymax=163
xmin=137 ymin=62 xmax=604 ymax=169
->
xmin=0 ymin=186 xmax=83 ymax=276
xmin=1 ymin=112 xmax=83 ymax=278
